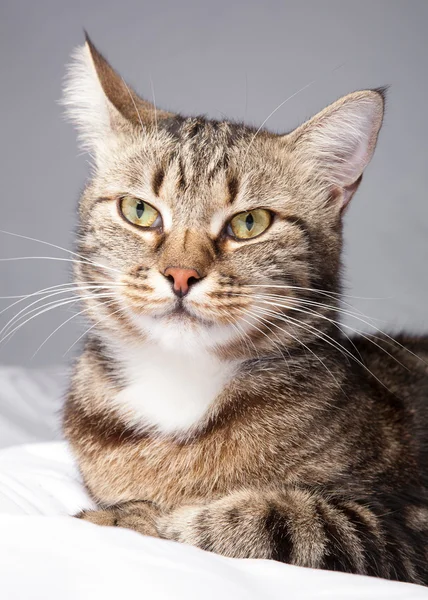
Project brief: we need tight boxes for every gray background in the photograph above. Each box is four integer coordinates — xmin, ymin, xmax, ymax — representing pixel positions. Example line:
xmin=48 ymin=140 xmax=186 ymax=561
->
xmin=0 ymin=0 xmax=427 ymax=367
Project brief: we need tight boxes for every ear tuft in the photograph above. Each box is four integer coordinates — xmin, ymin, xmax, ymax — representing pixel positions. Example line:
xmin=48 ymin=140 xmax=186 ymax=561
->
xmin=371 ymin=85 xmax=389 ymax=107
xmin=62 ymin=42 xmax=109 ymax=154
xmin=62 ymin=36 xmax=174 ymax=162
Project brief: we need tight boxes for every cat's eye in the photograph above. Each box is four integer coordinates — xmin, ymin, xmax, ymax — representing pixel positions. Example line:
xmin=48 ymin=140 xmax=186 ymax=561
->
xmin=119 ymin=196 xmax=161 ymax=229
xmin=228 ymin=209 xmax=272 ymax=240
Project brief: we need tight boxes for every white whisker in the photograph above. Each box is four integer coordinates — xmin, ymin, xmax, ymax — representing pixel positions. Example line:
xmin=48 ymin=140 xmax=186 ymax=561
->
xmin=243 ymin=79 xmax=319 ymax=163
xmin=33 ymin=298 xmax=119 ymax=359
xmin=0 ymin=284 xmax=123 ymax=336
xmin=248 ymin=294 xmax=420 ymax=370
xmin=235 ymin=307 xmax=289 ymax=366
xmin=0 ymin=229 xmax=122 ymax=275
xmin=234 ymin=310 xmax=287 ymax=361
xmin=0 ymin=293 xmax=116 ymax=346
xmin=62 ymin=301 xmax=123 ymax=357
xmin=122 ymin=77 xmax=144 ymax=132
xmin=0 ymin=279 xmax=122 ymax=301
xmin=150 ymin=76 xmax=158 ymax=140
xmin=262 ymin=299 xmax=408 ymax=371
xmin=240 ymin=306 xmax=342 ymax=392
xmin=248 ymin=304 xmax=397 ymax=395
xmin=256 ymin=292 xmax=382 ymax=324
xmin=246 ymin=284 xmax=388 ymax=302
xmin=243 ymin=61 xmax=346 ymax=163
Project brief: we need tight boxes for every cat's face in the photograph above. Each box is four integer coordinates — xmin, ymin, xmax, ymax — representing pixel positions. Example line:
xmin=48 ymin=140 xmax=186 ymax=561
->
xmin=66 ymin=38 xmax=384 ymax=358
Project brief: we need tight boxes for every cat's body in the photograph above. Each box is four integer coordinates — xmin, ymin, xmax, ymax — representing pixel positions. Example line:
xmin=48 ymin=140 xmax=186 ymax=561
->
xmin=63 ymin=37 xmax=428 ymax=584
xmin=67 ymin=333 xmax=428 ymax=504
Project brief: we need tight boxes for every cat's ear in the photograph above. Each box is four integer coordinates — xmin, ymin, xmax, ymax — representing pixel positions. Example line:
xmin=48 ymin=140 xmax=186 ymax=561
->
xmin=287 ymin=89 xmax=385 ymax=209
xmin=62 ymin=35 xmax=173 ymax=161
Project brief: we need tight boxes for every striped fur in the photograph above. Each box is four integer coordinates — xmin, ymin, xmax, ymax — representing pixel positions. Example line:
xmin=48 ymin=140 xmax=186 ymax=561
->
xmin=62 ymin=38 xmax=428 ymax=585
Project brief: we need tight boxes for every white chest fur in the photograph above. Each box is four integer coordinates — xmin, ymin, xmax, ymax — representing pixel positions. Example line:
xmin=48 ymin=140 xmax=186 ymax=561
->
xmin=112 ymin=343 xmax=236 ymax=436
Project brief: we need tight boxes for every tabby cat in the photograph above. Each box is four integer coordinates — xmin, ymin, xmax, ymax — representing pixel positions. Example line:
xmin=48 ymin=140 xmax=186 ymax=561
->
xmin=63 ymin=36 xmax=428 ymax=585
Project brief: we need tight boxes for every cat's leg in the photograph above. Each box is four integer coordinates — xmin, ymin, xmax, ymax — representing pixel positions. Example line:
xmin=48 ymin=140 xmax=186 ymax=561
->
xmin=76 ymin=500 xmax=161 ymax=537
xmin=75 ymin=487 xmax=427 ymax=584
xmin=158 ymin=487 xmax=427 ymax=585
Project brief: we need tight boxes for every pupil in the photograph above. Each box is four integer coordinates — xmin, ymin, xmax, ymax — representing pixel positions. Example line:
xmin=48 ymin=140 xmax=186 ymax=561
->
xmin=136 ymin=202 xmax=145 ymax=219
xmin=245 ymin=213 xmax=254 ymax=231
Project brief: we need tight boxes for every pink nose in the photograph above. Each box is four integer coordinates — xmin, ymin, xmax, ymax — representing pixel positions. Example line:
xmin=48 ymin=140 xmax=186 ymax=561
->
xmin=164 ymin=267 xmax=201 ymax=298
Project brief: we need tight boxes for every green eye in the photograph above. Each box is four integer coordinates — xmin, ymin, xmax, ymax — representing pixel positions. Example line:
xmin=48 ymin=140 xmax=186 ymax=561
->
xmin=120 ymin=196 xmax=161 ymax=228
xmin=229 ymin=209 xmax=272 ymax=240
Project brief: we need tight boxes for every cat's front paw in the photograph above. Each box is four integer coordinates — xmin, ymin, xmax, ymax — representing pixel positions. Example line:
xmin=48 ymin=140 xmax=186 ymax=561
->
xmin=76 ymin=500 xmax=161 ymax=537
xmin=157 ymin=491 xmax=276 ymax=559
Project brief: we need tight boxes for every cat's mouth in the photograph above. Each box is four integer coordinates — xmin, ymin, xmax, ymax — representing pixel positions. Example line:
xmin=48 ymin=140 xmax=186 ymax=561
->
xmin=125 ymin=294 xmax=246 ymax=350
xmin=162 ymin=300 xmax=217 ymax=328
xmin=166 ymin=302 xmax=207 ymax=323
xmin=122 ymin=287 xmax=236 ymax=333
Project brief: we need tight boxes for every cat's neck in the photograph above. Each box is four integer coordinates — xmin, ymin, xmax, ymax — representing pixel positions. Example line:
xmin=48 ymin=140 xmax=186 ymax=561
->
xmin=107 ymin=336 xmax=239 ymax=436
xmin=91 ymin=317 xmax=346 ymax=437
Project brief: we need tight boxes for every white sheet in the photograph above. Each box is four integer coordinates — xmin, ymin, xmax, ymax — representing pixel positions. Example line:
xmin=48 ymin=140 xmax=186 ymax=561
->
xmin=0 ymin=366 xmax=65 ymax=448
xmin=3 ymin=516 xmax=427 ymax=600
xmin=0 ymin=442 xmax=427 ymax=599
xmin=0 ymin=367 xmax=427 ymax=599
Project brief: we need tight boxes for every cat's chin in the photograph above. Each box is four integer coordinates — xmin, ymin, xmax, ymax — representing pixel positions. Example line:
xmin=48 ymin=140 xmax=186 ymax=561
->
xmin=128 ymin=310 xmax=239 ymax=354
xmin=164 ymin=304 xmax=202 ymax=321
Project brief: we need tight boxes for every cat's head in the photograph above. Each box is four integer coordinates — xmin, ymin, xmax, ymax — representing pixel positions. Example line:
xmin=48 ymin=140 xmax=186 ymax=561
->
xmin=64 ymin=37 xmax=384 ymax=358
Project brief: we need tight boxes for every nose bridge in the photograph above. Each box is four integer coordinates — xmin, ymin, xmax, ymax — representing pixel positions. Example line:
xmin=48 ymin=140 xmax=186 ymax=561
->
xmin=159 ymin=228 xmax=215 ymax=276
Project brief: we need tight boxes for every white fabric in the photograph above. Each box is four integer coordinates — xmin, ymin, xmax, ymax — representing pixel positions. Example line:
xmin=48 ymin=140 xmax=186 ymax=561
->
xmin=0 ymin=443 xmax=427 ymax=599
xmin=0 ymin=366 xmax=66 ymax=448
xmin=0 ymin=368 xmax=427 ymax=599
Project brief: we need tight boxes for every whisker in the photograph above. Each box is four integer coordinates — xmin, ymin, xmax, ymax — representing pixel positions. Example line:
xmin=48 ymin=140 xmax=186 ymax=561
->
xmin=240 ymin=306 xmax=342 ymax=392
xmin=233 ymin=309 xmax=287 ymax=363
xmin=0 ymin=255 xmax=121 ymax=281
xmin=0 ymin=229 xmax=122 ymax=275
xmin=0 ymin=256 xmax=96 ymax=264
xmin=246 ymin=284 xmax=388 ymax=302
xmin=242 ymin=293 xmax=373 ymax=359
xmin=252 ymin=295 xmax=365 ymax=363
xmin=0 ymin=293 xmax=116 ymax=346
xmin=0 ymin=279 xmax=122 ymax=301
xmin=243 ymin=61 xmax=346 ymax=163
xmin=243 ymin=80 xmax=319 ymax=163
xmin=121 ymin=77 xmax=144 ymax=132
xmin=236 ymin=290 xmax=390 ymax=342
xmin=248 ymin=305 xmax=359 ymax=383
xmin=0 ymin=284 xmax=123 ymax=336
xmin=284 ymin=300 xmax=408 ymax=371
xmin=62 ymin=301 xmax=123 ymax=357
xmin=215 ymin=307 xmax=251 ymax=354
xmin=33 ymin=298 xmax=119 ymax=359
xmin=236 ymin=307 xmax=290 ymax=365
xmin=150 ymin=76 xmax=159 ymax=142
xmin=249 ymin=295 xmax=419 ymax=370
xmin=215 ymin=307 xmax=260 ymax=360
xmin=253 ymin=303 xmax=367 ymax=365
xmin=231 ymin=291 xmax=379 ymax=335
xmin=255 ymin=292 xmax=383 ymax=324
xmin=248 ymin=304 xmax=397 ymax=395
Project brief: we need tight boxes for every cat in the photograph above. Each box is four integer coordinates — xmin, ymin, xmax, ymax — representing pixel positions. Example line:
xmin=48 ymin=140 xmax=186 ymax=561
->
xmin=62 ymin=35 xmax=428 ymax=585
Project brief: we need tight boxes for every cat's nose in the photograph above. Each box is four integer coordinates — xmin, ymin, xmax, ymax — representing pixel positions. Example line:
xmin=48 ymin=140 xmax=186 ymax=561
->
xmin=163 ymin=267 xmax=201 ymax=298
